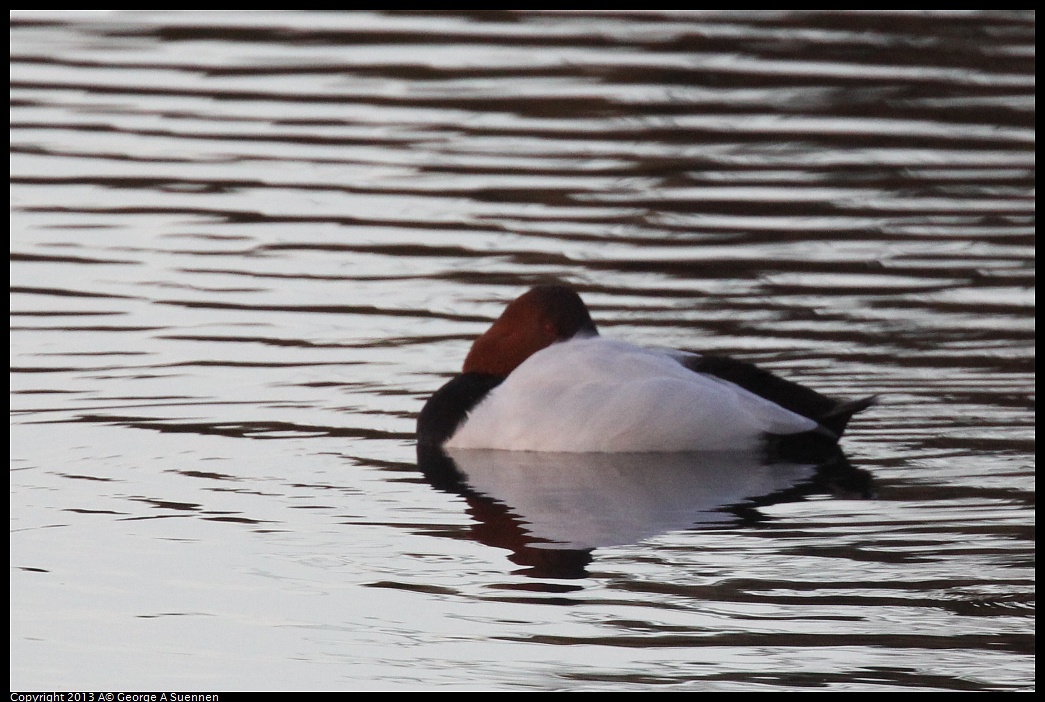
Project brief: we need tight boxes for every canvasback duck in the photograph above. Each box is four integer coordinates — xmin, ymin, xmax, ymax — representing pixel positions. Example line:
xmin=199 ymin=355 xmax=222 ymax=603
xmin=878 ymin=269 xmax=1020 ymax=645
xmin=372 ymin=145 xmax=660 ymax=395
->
xmin=417 ymin=285 xmax=874 ymax=454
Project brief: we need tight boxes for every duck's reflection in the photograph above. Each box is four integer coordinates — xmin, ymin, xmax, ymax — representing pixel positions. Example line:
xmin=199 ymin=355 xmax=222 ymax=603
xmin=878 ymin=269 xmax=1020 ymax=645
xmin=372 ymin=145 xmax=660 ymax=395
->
xmin=417 ymin=445 xmax=873 ymax=579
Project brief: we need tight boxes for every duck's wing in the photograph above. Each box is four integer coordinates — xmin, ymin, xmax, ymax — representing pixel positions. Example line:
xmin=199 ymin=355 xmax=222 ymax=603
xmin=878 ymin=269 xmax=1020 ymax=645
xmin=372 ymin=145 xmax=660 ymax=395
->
xmin=446 ymin=339 xmax=821 ymax=452
xmin=677 ymin=352 xmax=876 ymax=437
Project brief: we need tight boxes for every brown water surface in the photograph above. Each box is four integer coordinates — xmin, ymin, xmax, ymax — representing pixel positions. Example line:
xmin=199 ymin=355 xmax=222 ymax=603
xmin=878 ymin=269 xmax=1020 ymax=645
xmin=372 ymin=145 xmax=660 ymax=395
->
xmin=10 ymin=10 xmax=1034 ymax=691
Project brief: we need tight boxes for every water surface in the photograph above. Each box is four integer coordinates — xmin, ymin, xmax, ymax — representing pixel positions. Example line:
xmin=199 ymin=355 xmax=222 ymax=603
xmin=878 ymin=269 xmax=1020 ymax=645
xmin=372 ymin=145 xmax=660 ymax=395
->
xmin=10 ymin=10 xmax=1034 ymax=691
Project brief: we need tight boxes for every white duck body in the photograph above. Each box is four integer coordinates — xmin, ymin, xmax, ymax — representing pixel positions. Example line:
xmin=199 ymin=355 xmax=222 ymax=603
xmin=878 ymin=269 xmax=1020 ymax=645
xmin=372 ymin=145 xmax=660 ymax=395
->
xmin=445 ymin=336 xmax=819 ymax=453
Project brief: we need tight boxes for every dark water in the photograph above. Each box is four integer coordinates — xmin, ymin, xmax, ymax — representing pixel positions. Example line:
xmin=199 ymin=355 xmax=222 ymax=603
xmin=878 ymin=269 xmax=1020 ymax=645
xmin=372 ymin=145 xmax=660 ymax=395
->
xmin=10 ymin=11 xmax=1034 ymax=691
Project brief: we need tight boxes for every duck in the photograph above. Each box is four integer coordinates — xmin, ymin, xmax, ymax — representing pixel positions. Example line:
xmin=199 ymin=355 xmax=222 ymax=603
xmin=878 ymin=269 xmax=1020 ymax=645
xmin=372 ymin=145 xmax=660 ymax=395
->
xmin=417 ymin=284 xmax=875 ymax=455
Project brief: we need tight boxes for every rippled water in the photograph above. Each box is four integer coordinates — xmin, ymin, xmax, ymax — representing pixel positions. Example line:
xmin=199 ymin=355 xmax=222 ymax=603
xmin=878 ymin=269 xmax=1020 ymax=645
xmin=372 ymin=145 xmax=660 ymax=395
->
xmin=10 ymin=10 xmax=1034 ymax=691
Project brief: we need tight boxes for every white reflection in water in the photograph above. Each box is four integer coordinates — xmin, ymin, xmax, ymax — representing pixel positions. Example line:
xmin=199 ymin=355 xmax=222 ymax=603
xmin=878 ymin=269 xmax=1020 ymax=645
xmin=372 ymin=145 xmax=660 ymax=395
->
xmin=442 ymin=449 xmax=862 ymax=549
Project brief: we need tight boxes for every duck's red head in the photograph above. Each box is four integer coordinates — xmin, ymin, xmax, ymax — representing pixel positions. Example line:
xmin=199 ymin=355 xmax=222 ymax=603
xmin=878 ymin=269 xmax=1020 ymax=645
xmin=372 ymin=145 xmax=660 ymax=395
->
xmin=462 ymin=284 xmax=598 ymax=376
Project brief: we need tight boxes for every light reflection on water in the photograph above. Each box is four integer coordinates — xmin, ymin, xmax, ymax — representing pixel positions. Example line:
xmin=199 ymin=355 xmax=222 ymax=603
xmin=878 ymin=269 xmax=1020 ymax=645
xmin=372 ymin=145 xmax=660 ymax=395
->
xmin=10 ymin=10 xmax=1034 ymax=691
